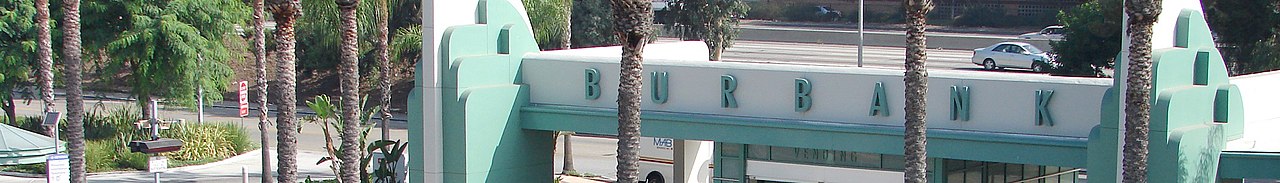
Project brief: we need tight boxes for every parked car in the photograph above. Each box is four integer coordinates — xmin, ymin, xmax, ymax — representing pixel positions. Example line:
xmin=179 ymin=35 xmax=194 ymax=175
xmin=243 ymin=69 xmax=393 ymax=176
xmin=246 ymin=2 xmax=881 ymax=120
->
xmin=652 ymin=0 xmax=669 ymax=11
xmin=814 ymin=6 xmax=841 ymax=21
xmin=1018 ymin=25 xmax=1064 ymax=41
xmin=972 ymin=42 xmax=1054 ymax=72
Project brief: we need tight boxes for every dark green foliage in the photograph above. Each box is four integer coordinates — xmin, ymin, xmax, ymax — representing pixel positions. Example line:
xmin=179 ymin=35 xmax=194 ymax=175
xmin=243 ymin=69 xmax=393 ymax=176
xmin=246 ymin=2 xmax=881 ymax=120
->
xmin=742 ymin=1 xmax=778 ymax=20
xmin=952 ymin=5 xmax=1057 ymax=27
xmin=296 ymin=0 xmax=420 ymax=72
xmin=569 ymin=0 xmax=618 ymax=48
xmin=666 ymin=0 xmax=749 ymax=60
xmin=0 ymin=0 xmax=43 ymax=122
xmin=1049 ymin=0 xmax=1122 ymax=77
xmin=1202 ymin=0 xmax=1280 ymax=75
xmin=97 ymin=0 xmax=248 ymax=108
xmin=523 ymin=0 xmax=571 ymax=50
xmin=782 ymin=3 xmax=822 ymax=22
xmin=951 ymin=6 xmax=1005 ymax=27
xmin=369 ymin=140 xmax=408 ymax=183
xmin=3 ymin=108 xmax=254 ymax=173
xmin=303 ymin=95 xmax=386 ymax=183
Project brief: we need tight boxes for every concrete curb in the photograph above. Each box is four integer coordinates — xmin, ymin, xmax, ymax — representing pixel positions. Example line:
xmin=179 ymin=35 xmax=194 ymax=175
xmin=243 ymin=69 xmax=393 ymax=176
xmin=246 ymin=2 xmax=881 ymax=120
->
xmin=0 ymin=149 xmax=262 ymax=179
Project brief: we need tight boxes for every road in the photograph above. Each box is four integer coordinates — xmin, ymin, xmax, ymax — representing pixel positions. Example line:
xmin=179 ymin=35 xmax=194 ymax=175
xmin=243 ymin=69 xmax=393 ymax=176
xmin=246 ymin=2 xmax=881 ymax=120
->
xmin=553 ymin=135 xmax=619 ymax=179
xmin=719 ymin=40 xmax=981 ymax=70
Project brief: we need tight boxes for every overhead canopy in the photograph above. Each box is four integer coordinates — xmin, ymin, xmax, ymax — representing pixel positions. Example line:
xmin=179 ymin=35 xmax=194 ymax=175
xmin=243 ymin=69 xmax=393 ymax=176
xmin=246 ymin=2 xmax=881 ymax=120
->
xmin=0 ymin=123 xmax=63 ymax=165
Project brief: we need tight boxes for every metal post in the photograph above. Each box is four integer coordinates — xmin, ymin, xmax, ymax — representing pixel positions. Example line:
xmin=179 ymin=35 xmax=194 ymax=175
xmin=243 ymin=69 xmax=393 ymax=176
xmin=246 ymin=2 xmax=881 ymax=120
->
xmin=196 ymin=54 xmax=204 ymax=124
xmin=857 ymin=0 xmax=864 ymax=67
xmin=154 ymin=172 xmax=160 ymax=183
xmin=52 ymin=123 xmax=58 ymax=152
xmin=242 ymin=166 xmax=248 ymax=183
xmin=150 ymin=99 xmax=160 ymax=140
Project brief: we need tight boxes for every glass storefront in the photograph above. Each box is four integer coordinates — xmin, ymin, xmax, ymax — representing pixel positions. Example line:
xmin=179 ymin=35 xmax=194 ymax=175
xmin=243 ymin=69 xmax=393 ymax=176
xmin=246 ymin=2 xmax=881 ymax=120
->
xmin=736 ymin=144 xmax=1083 ymax=183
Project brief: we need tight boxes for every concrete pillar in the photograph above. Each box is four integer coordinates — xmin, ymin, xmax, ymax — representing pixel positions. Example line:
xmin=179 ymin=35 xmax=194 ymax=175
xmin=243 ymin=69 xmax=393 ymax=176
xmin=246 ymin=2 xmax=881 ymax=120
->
xmin=674 ymin=140 xmax=715 ymax=183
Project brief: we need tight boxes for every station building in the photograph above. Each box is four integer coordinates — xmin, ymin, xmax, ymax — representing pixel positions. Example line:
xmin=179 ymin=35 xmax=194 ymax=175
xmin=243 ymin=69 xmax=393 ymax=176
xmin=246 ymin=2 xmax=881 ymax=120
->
xmin=408 ymin=0 xmax=1280 ymax=182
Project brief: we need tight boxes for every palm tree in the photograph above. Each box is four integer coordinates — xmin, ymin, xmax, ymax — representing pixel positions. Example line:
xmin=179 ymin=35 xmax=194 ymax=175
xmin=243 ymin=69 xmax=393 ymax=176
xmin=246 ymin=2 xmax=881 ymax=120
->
xmin=34 ymin=0 xmax=53 ymax=130
xmin=605 ymin=0 xmax=652 ymax=182
xmin=562 ymin=132 xmax=576 ymax=173
xmin=334 ymin=0 xmax=362 ymax=182
xmin=375 ymin=0 xmax=392 ymax=141
xmin=60 ymin=0 xmax=87 ymax=181
xmin=902 ymin=0 xmax=933 ymax=182
xmin=252 ymin=0 xmax=273 ymax=181
xmin=266 ymin=0 xmax=302 ymax=182
xmin=560 ymin=0 xmax=572 ymax=49
xmin=1122 ymin=0 xmax=1161 ymax=182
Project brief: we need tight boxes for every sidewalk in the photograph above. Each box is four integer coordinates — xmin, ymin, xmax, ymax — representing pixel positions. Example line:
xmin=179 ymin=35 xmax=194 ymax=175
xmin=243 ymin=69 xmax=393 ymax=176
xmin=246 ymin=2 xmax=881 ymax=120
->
xmin=557 ymin=174 xmax=611 ymax=183
xmin=0 ymin=149 xmax=336 ymax=183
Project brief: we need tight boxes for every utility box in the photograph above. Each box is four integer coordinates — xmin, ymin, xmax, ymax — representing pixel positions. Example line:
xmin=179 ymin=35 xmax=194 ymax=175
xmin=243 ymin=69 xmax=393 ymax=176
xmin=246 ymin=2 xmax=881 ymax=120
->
xmin=128 ymin=138 xmax=184 ymax=154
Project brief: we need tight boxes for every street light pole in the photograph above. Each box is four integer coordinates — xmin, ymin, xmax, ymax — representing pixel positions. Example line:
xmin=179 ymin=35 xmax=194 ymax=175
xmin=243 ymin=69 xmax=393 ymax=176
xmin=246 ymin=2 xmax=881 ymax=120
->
xmin=857 ymin=0 xmax=864 ymax=67
xmin=196 ymin=54 xmax=204 ymax=124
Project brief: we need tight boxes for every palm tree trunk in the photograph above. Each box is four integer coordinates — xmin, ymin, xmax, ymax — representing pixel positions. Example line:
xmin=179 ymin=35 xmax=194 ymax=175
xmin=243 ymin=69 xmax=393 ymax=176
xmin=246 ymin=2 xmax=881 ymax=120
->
xmin=903 ymin=0 xmax=933 ymax=183
xmin=606 ymin=0 xmax=652 ymax=182
xmin=141 ymin=96 xmax=153 ymax=123
xmin=252 ymin=0 xmax=273 ymax=181
xmin=561 ymin=0 xmax=573 ymax=49
xmin=562 ymin=133 xmax=575 ymax=173
xmin=376 ymin=0 xmax=393 ymax=141
xmin=335 ymin=0 xmax=363 ymax=182
xmin=266 ymin=1 xmax=302 ymax=182
xmin=34 ymin=0 xmax=54 ymax=127
xmin=1122 ymin=0 xmax=1161 ymax=182
xmin=60 ymin=0 xmax=86 ymax=181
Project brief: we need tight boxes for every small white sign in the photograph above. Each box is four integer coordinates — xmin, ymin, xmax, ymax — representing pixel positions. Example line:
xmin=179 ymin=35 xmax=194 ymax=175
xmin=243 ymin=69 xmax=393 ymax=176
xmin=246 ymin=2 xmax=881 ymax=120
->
xmin=46 ymin=154 xmax=69 ymax=183
xmin=148 ymin=156 xmax=168 ymax=173
xmin=238 ymin=81 xmax=249 ymax=117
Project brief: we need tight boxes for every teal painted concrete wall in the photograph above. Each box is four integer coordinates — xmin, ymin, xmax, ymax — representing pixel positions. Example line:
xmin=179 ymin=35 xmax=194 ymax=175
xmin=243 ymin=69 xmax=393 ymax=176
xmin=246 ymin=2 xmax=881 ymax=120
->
xmin=409 ymin=0 xmax=552 ymax=182
xmin=412 ymin=0 xmax=1280 ymax=182
xmin=1086 ymin=9 xmax=1243 ymax=183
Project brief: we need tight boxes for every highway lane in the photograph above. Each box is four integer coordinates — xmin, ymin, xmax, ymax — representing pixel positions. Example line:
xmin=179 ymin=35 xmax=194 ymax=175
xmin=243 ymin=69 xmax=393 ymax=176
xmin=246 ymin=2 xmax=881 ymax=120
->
xmin=720 ymin=40 xmax=982 ymax=70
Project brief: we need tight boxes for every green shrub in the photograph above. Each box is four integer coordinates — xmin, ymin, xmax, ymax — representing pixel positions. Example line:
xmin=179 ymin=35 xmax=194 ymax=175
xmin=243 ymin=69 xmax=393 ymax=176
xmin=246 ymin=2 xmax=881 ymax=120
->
xmin=745 ymin=1 xmax=783 ymax=20
xmin=570 ymin=0 xmax=618 ymax=48
xmin=1048 ymin=0 xmax=1121 ymax=77
xmin=2 ymin=108 xmax=256 ymax=173
xmin=782 ymin=3 xmax=820 ymax=22
xmin=953 ymin=6 xmax=1008 ymax=27
xmin=85 ymin=139 xmax=124 ymax=172
xmin=524 ymin=0 xmax=572 ymax=50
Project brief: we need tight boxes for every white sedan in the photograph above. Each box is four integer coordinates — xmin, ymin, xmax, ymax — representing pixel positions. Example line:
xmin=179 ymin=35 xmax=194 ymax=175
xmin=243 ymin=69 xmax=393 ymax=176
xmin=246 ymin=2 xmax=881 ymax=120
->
xmin=971 ymin=42 xmax=1053 ymax=72
xmin=1018 ymin=25 xmax=1064 ymax=41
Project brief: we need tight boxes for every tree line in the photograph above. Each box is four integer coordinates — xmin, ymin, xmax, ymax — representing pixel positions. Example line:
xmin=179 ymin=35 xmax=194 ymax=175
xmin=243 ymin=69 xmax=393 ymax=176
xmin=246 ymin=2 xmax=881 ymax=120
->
xmin=2 ymin=0 xmax=418 ymax=182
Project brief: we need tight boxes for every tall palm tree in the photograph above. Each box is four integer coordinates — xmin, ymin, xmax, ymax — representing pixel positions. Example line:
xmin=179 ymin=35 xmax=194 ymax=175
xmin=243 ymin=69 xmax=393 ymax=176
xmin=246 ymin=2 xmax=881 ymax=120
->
xmin=376 ymin=0 xmax=392 ymax=141
xmin=562 ymin=132 xmax=575 ymax=173
xmin=61 ymin=0 xmax=87 ymax=181
xmin=605 ymin=0 xmax=652 ymax=182
xmin=1122 ymin=0 xmax=1161 ymax=182
xmin=334 ymin=0 xmax=362 ymax=182
xmin=266 ymin=0 xmax=302 ymax=182
xmin=902 ymin=0 xmax=933 ymax=182
xmin=557 ymin=0 xmax=576 ymax=175
xmin=560 ymin=0 xmax=572 ymax=49
xmin=252 ymin=0 xmax=273 ymax=181
xmin=34 ymin=0 xmax=53 ymax=128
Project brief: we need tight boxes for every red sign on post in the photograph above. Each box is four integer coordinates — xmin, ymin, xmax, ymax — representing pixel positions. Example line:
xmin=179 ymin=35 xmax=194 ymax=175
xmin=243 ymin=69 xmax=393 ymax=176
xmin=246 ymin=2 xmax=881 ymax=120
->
xmin=238 ymin=81 xmax=249 ymax=117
